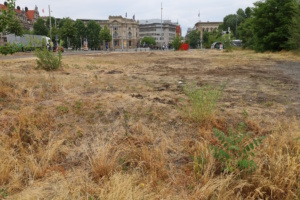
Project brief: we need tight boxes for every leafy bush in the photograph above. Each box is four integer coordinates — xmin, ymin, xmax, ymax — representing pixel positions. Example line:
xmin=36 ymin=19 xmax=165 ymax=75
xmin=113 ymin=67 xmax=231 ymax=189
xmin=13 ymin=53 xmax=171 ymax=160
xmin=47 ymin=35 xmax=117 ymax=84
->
xmin=182 ymin=83 xmax=224 ymax=123
xmin=211 ymin=122 xmax=265 ymax=172
xmin=222 ymin=35 xmax=233 ymax=52
xmin=0 ymin=43 xmax=19 ymax=55
xmin=35 ymin=47 xmax=62 ymax=71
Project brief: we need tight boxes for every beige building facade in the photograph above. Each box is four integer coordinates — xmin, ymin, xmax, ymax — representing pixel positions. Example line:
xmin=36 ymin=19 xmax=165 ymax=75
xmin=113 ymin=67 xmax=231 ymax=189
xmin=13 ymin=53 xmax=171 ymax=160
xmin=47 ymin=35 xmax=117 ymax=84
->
xmin=80 ymin=16 xmax=139 ymax=49
xmin=195 ymin=22 xmax=222 ymax=32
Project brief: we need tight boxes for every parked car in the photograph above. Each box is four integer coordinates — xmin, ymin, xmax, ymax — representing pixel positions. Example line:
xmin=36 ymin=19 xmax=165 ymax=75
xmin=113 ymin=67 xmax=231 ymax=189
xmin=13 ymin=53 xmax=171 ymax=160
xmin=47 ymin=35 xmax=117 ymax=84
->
xmin=53 ymin=46 xmax=64 ymax=53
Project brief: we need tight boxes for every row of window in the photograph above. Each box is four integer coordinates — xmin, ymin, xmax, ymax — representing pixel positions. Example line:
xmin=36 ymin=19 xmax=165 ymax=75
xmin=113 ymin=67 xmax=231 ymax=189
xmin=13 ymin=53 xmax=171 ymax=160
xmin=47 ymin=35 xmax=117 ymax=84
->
xmin=114 ymin=27 xmax=132 ymax=31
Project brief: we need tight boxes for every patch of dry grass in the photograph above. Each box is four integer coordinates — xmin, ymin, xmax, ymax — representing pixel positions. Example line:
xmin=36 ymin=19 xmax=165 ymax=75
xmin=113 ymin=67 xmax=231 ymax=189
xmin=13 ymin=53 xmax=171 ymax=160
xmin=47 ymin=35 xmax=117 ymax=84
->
xmin=0 ymin=50 xmax=299 ymax=199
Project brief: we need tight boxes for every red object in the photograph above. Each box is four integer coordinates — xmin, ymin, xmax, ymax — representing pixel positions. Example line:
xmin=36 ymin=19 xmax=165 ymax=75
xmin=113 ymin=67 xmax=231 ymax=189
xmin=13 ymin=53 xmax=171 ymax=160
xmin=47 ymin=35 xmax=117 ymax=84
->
xmin=176 ymin=25 xmax=181 ymax=36
xmin=53 ymin=46 xmax=64 ymax=53
xmin=179 ymin=43 xmax=189 ymax=51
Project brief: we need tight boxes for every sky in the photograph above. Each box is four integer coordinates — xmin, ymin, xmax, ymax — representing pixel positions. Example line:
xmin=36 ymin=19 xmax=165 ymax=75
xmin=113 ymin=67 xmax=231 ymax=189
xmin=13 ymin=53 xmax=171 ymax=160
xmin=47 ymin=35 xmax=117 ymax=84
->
xmin=16 ymin=0 xmax=258 ymax=35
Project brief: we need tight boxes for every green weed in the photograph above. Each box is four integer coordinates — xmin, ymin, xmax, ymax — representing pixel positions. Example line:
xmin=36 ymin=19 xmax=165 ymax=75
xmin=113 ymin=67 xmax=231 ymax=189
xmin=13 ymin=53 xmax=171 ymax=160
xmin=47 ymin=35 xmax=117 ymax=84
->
xmin=211 ymin=122 xmax=265 ymax=172
xmin=182 ymin=83 xmax=224 ymax=123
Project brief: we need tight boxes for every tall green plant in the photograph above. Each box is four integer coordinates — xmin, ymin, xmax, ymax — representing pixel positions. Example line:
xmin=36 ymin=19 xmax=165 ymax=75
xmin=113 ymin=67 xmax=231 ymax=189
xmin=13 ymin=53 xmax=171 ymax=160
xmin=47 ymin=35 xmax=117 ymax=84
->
xmin=35 ymin=44 xmax=62 ymax=71
xmin=172 ymin=35 xmax=182 ymax=50
xmin=182 ymin=83 xmax=224 ymax=123
xmin=211 ymin=122 xmax=265 ymax=172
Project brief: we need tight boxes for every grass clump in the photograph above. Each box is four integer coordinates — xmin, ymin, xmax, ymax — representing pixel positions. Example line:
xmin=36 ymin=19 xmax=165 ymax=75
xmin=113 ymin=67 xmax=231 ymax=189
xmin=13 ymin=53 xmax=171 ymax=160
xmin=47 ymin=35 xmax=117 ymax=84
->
xmin=183 ymin=83 xmax=224 ymax=123
xmin=35 ymin=47 xmax=62 ymax=71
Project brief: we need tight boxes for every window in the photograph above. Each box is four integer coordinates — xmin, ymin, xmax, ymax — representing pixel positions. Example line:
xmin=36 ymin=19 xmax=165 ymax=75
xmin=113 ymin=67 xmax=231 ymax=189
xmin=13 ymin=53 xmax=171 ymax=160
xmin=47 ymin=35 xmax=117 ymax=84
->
xmin=114 ymin=41 xmax=118 ymax=46
xmin=114 ymin=27 xmax=118 ymax=31
xmin=129 ymin=41 xmax=132 ymax=46
xmin=114 ymin=31 xmax=118 ymax=39
xmin=128 ymin=32 xmax=132 ymax=39
xmin=128 ymin=27 xmax=131 ymax=30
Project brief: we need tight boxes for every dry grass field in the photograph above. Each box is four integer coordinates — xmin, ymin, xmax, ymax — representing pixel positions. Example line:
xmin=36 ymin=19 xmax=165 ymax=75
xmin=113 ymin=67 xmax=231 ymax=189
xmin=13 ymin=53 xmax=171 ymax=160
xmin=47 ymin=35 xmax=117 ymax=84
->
xmin=0 ymin=50 xmax=299 ymax=199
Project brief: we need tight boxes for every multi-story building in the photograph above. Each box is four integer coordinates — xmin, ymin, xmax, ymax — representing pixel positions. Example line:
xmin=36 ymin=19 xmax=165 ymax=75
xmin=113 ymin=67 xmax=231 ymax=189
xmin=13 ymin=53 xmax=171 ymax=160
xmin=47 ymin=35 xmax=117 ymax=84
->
xmin=79 ymin=16 xmax=139 ymax=49
xmin=139 ymin=19 xmax=177 ymax=47
xmin=195 ymin=21 xmax=222 ymax=33
xmin=0 ymin=2 xmax=39 ymax=31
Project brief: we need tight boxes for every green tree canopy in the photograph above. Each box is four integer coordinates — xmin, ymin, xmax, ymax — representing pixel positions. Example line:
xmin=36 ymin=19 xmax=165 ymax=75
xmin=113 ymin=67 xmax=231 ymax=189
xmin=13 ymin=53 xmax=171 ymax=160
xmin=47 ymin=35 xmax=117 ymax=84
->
xmin=74 ymin=19 xmax=86 ymax=48
xmin=46 ymin=17 xmax=56 ymax=29
xmin=186 ymin=30 xmax=199 ymax=49
xmin=288 ymin=2 xmax=300 ymax=50
xmin=59 ymin=17 xmax=76 ymax=48
xmin=99 ymin=25 xmax=112 ymax=44
xmin=252 ymin=0 xmax=298 ymax=52
xmin=172 ymin=35 xmax=182 ymax=50
xmin=0 ymin=0 xmax=16 ymax=33
xmin=34 ymin=18 xmax=48 ymax=36
xmin=86 ymin=21 xmax=101 ymax=49
xmin=6 ymin=16 xmax=23 ymax=35
xmin=141 ymin=36 xmax=156 ymax=46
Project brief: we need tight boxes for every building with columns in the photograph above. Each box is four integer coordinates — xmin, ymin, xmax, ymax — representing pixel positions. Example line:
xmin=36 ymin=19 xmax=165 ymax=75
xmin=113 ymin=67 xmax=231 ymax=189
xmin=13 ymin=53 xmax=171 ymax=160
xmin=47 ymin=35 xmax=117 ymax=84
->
xmin=195 ymin=21 xmax=222 ymax=33
xmin=79 ymin=16 xmax=139 ymax=49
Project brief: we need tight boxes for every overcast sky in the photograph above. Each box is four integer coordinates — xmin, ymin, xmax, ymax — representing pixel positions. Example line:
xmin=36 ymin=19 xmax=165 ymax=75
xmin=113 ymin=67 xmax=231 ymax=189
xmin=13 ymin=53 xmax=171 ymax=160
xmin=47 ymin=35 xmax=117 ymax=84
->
xmin=16 ymin=0 xmax=258 ymax=35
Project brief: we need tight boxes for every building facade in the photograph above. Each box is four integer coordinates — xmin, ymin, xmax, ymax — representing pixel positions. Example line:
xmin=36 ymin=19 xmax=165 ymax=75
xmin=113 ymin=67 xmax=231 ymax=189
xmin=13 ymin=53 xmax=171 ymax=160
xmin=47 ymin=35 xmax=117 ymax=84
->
xmin=139 ymin=19 xmax=177 ymax=47
xmin=195 ymin=21 xmax=222 ymax=33
xmin=0 ymin=2 xmax=39 ymax=31
xmin=79 ymin=16 xmax=139 ymax=49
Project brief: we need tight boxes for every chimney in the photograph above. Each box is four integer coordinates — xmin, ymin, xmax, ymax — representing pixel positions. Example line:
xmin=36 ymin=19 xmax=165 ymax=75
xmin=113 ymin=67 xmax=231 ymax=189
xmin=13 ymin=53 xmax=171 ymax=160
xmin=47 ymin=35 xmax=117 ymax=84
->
xmin=4 ymin=1 xmax=7 ymax=6
xmin=17 ymin=6 xmax=20 ymax=10
xmin=25 ymin=7 xmax=28 ymax=12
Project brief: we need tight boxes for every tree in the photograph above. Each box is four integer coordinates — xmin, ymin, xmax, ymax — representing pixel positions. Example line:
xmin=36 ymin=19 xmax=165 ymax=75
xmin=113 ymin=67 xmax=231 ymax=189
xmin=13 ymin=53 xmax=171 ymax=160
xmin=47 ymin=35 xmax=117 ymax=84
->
xmin=288 ymin=2 xmax=300 ymax=50
xmin=86 ymin=21 xmax=101 ymax=49
xmin=172 ymin=35 xmax=182 ymax=50
xmin=74 ymin=19 xmax=86 ymax=49
xmin=59 ymin=17 xmax=76 ymax=48
xmin=186 ymin=30 xmax=199 ymax=49
xmin=238 ymin=18 xmax=254 ymax=49
xmin=252 ymin=0 xmax=299 ymax=52
xmin=46 ymin=17 xmax=56 ymax=30
xmin=6 ymin=16 xmax=23 ymax=36
xmin=140 ymin=36 xmax=156 ymax=46
xmin=33 ymin=18 xmax=48 ymax=36
xmin=99 ymin=25 xmax=112 ymax=48
xmin=0 ymin=0 xmax=20 ymax=56
xmin=0 ymin=0 xmax=16 ymax=33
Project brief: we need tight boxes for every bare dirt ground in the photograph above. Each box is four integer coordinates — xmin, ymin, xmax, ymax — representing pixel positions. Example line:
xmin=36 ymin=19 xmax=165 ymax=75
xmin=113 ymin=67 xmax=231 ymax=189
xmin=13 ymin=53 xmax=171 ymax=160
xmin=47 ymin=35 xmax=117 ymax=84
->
xmin=0 ymin=50 xmax=299 ymax=199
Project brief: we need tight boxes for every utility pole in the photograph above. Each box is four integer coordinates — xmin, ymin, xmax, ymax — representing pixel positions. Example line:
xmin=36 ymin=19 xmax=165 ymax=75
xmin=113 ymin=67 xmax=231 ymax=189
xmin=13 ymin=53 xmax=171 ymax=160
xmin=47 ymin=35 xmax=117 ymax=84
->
xmin=161 ymin=2 xmax=163 ymax=49
xmin=49 ymin=5 xmax=52 ymax=40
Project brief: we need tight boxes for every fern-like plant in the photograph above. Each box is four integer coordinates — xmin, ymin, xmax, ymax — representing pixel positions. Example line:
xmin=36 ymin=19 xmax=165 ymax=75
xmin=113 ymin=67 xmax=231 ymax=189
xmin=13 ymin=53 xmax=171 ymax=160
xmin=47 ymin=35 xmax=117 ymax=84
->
xmin=211 ymin=122 xmax=265 ymax=172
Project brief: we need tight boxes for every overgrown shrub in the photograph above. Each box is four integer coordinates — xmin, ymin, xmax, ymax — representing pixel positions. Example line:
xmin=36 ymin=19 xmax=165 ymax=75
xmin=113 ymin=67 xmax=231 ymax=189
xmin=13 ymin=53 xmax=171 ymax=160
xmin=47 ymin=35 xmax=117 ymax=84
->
xmin=222 ymin=35 xmax=233 ymax=52
xmin=182 ymin=83 xmax=224 ymax=123
xmin=0 ymin=43 xmax=19 ymax=56
xmin=35 ymin=47 xmax=62 ymax=71
xmin=211 ymin=122 xmax=265 ymax=172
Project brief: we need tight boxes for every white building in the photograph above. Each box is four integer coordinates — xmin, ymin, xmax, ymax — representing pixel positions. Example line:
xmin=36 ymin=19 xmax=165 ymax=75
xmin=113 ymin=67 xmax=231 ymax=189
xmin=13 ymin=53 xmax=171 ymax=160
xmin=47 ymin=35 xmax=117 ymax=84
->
xmin=139 ymin=19 xmax=177 ymax=47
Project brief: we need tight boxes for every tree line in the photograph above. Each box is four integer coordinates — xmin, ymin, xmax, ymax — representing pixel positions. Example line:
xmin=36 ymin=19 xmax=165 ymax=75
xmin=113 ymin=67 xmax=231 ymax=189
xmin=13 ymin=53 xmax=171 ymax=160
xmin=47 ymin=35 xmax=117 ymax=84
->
xmin=34 ymin=17 xmax=112 ymax=49
xmin=186 ymin=0 xmax=300 ymax=52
